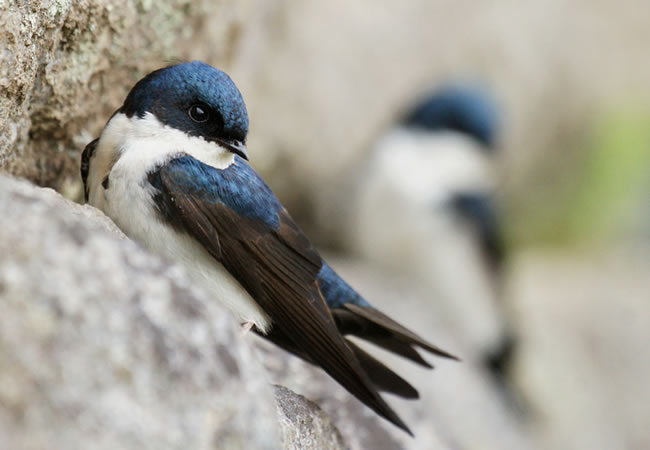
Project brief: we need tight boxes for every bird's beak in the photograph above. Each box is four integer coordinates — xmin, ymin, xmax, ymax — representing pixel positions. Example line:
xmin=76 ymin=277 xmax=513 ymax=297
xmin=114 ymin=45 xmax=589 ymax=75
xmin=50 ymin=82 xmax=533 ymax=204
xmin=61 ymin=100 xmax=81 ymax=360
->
xmin=214 ymin=137 xmax=249 ymax=160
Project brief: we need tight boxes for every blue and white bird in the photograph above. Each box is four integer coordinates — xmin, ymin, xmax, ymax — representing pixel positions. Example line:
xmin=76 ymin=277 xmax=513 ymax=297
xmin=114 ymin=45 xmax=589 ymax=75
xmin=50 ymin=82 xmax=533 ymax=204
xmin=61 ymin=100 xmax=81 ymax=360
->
xmin=346 ymin=84 xmax=512 ymax=371
xmin=81 ymin=61 xmax=456 ymax=434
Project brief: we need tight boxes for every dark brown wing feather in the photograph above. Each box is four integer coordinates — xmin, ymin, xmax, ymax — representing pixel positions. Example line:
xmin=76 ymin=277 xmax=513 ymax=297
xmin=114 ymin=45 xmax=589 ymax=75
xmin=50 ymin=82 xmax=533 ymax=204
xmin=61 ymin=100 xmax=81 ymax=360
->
xmin=332 ymin=308 xmax=434 ymax=368
xmin=345 ymin=339 xmax=420 ymax=399
xmin=261 ymin=326 xmax=420 ymax=399
xmin=155 ymin=167 xmax=412 ymax=434
xmin=341 ymin=303 xmax=459 ymax=361
xmin=81 ymin=138 xmax=99 ymax=201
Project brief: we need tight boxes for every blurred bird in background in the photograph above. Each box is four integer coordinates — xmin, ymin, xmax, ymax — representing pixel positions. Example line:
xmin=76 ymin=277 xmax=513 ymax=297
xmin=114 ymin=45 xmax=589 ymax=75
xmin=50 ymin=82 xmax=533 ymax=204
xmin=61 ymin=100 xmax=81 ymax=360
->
xmin=345 ymin=84 xmax=516 ymax=391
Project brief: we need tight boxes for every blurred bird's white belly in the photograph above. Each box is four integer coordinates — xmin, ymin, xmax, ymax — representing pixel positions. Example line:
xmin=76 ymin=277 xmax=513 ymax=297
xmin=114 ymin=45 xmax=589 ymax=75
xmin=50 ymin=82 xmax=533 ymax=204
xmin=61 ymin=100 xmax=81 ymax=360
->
xmin=349 ymin=128 xmax=503 ymax=353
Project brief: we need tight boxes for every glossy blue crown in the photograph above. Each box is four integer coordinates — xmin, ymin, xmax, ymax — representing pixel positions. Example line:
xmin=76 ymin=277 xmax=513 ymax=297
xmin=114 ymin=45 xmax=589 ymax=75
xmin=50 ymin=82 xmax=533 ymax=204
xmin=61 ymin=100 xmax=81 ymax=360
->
xmin=403 ymin=84 xmax=499 ymax=148
xmin=121 ymin=61 xmax=249 ymax=141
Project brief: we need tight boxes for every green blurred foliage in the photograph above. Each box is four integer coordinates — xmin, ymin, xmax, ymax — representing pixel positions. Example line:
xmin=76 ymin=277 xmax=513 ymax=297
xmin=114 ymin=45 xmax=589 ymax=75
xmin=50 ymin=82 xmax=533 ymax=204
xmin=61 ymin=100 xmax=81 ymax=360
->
xmin=507 ymin=108 xmax=650 ymax=249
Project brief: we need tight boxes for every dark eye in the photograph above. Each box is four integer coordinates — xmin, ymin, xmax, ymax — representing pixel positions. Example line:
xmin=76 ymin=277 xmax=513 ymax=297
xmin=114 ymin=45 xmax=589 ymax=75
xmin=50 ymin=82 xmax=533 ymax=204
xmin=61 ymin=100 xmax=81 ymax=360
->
xmin=188 ymin=104 xmax=209 ymax=123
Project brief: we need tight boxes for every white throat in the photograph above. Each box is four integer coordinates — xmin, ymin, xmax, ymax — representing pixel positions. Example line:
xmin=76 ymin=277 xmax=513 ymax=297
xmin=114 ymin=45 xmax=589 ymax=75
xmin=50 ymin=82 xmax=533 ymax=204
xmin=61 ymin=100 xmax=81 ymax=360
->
xmin=86 ymin=112 xmax=235 ymax=209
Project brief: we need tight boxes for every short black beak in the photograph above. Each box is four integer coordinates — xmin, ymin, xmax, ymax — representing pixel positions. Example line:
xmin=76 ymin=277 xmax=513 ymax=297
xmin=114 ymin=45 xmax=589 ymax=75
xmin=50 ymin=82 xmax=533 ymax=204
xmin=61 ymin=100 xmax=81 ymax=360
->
xmin=214 ymin=138 xmax=249 ymax=160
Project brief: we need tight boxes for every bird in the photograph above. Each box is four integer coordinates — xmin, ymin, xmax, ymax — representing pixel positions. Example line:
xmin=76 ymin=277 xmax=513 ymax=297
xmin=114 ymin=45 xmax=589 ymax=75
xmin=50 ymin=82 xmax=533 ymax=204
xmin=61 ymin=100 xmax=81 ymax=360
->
xmin=81 ymin=61 xmax=457 ymax=435
xmin=345 ymin=84 xmax=514 ymax=376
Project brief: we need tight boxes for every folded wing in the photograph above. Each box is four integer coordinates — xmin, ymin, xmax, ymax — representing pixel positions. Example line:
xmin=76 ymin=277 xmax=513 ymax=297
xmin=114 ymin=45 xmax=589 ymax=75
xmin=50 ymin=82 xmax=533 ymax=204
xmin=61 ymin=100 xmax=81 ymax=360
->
xmin=148 ymin=155 xmax=411 ymax=434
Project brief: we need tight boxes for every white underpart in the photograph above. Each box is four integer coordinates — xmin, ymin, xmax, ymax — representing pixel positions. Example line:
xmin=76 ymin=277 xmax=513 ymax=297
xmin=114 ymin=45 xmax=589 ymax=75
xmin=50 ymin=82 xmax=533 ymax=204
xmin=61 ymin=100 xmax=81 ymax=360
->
xmin=350 ymin=127 xmax=504 ymax=354
xmin=86 ymin=112 xmax=271 ymax=332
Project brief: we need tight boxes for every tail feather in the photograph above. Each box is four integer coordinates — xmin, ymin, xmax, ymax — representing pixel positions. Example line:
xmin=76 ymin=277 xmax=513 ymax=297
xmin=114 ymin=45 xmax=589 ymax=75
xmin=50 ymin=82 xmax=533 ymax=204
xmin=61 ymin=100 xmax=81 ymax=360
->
xmin=340 ymin=303 xmax=459 ymax=361
xmin=259 ymin=327 xmax=421 ymax=399
xmin=347 ymin=339 xmax=420 ymax=399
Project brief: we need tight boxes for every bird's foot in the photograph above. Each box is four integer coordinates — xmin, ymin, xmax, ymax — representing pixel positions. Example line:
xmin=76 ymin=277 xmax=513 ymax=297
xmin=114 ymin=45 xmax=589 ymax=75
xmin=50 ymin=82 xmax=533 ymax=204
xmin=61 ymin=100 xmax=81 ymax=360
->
xmin=240 ymin=321 xmax=255 ymax=336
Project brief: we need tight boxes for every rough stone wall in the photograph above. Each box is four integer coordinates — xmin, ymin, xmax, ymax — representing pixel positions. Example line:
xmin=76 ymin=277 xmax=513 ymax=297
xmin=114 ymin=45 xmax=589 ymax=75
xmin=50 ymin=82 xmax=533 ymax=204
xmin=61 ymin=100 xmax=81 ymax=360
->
xmin=0 ymin=0 xmax=246 ymax=195
xmin=0 ymin=175 xmax=279 ymax=449
xmin=273 ymin=385 xmax=347 ymax=450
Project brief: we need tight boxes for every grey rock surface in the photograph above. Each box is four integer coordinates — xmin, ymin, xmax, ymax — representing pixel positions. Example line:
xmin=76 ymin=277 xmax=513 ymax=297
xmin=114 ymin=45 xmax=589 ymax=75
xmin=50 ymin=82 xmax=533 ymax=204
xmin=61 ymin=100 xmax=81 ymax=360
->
xmin=254 ymin=337 xmax=408 ymax=450
xmin=274 ymin=385 xmax=346 ymax=450
xmin=0 ymin=0 xmax=244 ymax=194
xmin=508 ymin=251 xmax=650 ymax=450
xmin=0 ymin=175 xmax=291 ymax=449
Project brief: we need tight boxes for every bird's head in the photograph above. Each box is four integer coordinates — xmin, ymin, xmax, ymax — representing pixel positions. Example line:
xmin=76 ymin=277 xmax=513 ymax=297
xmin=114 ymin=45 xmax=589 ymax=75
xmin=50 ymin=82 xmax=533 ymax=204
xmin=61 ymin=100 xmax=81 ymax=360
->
xmin=119 ymin=61 xmax=249 ymax=160
xmin=402 ymin=84 xmax=499 ymax=149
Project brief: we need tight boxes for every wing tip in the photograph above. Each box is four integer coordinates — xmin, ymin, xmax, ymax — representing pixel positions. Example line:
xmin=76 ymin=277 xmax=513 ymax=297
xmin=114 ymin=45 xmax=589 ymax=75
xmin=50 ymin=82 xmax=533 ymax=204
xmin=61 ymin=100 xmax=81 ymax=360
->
xmin=347 ymin=339 xmax=423 ymax=399
xmin=375 ymin=400 xmax=414 ymax=436
xmin=394 ymin=417 xmax=415 ymax=437
xmin=343 ymin=303 xmax=461 ymax=363
xmin=426 ymin=346 xmax=461 ymax=361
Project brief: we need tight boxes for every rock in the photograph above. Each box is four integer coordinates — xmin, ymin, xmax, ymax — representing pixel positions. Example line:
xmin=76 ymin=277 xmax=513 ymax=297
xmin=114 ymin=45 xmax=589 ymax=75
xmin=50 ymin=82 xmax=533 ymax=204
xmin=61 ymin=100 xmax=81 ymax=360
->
xmin=273 ymin=385 xmax=346 ymax=450
xmin=0 ymin=174 xmax=343 ymax=450
xmin=254 ymin=337 xmax=407 ymax=450
xmin=0 ymin=0 xmax=246 ymax=194
xmin=508 ymin=251 xmax=650 ymax=450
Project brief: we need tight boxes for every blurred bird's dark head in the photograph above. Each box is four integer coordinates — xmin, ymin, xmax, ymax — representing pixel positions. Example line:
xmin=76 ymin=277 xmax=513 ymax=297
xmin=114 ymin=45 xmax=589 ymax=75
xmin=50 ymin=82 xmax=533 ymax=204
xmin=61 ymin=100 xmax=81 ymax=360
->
xmin=119 ymin=61 xmax=249 ymax=159
xmin=402 ymin=84 xmax=500 ymax=149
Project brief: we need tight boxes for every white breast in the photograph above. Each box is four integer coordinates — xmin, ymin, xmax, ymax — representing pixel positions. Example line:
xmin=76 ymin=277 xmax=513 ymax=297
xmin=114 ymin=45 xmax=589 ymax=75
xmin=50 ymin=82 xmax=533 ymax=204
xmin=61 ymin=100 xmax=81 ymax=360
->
xmin=86 ymin=113 xmax=271 ymax=332
xmin=348 ymin=127 xmax=504 ymax=353
xmin=351 ymin=127 xmax=494 ymax=265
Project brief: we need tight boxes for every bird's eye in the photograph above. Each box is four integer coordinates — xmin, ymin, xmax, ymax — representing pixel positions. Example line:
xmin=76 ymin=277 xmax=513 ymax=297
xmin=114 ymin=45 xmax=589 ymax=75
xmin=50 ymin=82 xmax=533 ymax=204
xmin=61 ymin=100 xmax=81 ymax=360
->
xmin=188 ymin=104 xmax=210 ymax=123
